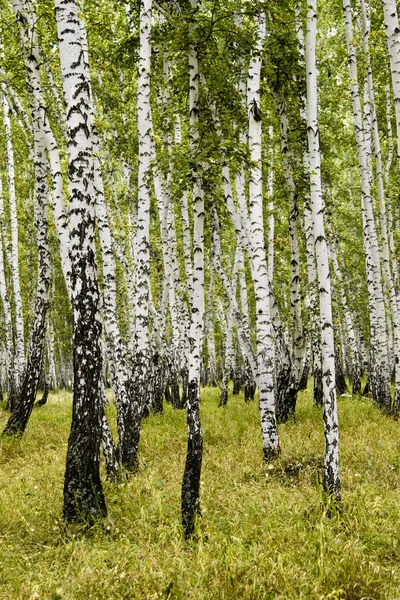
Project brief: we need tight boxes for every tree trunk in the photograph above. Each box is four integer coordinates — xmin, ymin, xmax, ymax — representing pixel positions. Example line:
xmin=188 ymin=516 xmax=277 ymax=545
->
xmin=3 ymin=0 xmax=51 ymax=436
xmin=2 ymin=95 xmax=24 ymax=392
xmin=55 ymin=0 xmax=106 ymax=521
xmin=247 ymin=16 xmax=279 ymax=459
xmin=306 ymin=0 xmax=341 ymax=499
xmin=343 ymin=0 xmax=391 ymax=410
xmin=182 ymin=2 xmax=204 ymax=537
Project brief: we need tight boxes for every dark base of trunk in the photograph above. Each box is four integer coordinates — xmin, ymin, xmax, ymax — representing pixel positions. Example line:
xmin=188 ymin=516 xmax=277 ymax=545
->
xmin=63 ymin=438 xmax=107 ymax=523
xmin=164 ymin=384 xmax=172 ymax=404
xmin=232 ymin=369 xmax=242 ymax=395
xmin=335 ymin=350 xmax=347 ymax=395
xmin=244 ymin=381 xmax=256 ymax=403
xmin=119 ymin=401 xmax=142 ymax=474
xmin=313 ymin=369 xmax=323 ymax=407
xmin=362 ymin=379 xmax=369 ymax=396
xmin=181 ymin=367 xmax=189 ymax=408
xmin=181 ymin=381 xmax=203 ymax=539
xmin=101 ymin=415 xmax=121 ymax=482
xmin=351 ymin=371 xmax=362 ymax=395
xmin=323 ymin=472 xmax=341 ymax=503
xmin=218 ymin=381 xmax=228 ymax=407
xmin=370 ymin=368 xmax=391 ymax=411
xmin=276 ymin=390 xmax=297 ymax=424
xmin=150 ymin=352 xmax=165 ymax=415
xmin=335 ymin=372 xmax=347 ymax=396
xmin=263 ymin=445 xmax=281 ymax=462
xmin=152 ymin=391 xmax=164 ymax=414
xmin=171 ymin=379 xmax=184 ymax=410
xmin=393 ymin=387 xmax=400 ymax=421
xmin=276 ymin=365 xmax=297 ymax=424
xmin=36 ymin=383 xmax=49 ymax=407
xmin=5 ymin=381 xmax=17 ymax=412
xmin=299 ymin=360 xmax=309 ymax=391
xmin=3 ymin=372 xmax=43 ymax=436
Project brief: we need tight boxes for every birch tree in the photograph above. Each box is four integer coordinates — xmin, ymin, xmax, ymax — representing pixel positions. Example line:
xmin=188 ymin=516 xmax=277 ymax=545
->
xmin=247 ymin=15 xmax=279 ymax=458
xmin=54 ymin=0 xmax=106 ymax=521
xmin=181 ymin=0 xmax=205 ymax=538
xmin=343 ymin=0 xmax=392 ymax=410
xmin=2 ymin=0 xmax=51 ymax=435
xmin=306 ymin=0 xmax=340 ymax=499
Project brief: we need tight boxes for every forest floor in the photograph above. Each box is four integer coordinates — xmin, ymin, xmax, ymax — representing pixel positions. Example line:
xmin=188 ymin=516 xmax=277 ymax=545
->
xmin=1 ymin=387 xmax=400 ymax=599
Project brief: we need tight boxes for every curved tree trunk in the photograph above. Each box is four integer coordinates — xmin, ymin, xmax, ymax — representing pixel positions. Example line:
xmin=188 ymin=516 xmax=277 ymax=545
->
xmin=2 ymin=0 xmax=51 ymax=436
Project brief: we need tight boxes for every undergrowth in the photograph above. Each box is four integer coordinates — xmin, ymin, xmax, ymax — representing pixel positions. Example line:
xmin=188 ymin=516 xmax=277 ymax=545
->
xmin=1 ymin=387 xmax=400 ymax=599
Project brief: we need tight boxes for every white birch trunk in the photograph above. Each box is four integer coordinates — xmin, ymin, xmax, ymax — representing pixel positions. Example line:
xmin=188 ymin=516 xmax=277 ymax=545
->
xmin=1 ymin=0 xmax=51 ymax=437
xmin=55 ymin=0 xmax=106 ymax=520
xmin=0 ymin=177 xmax=16 ymax=408
xmin=136 ymin=0 xmax=152 ymax=358
xmin=247 ymin=15 xmax=279 ymax=459
xmin=267 ymin=126 xmax=275 ymax=284
xmin=384 ymin=83 xmax=398 ymax=289
xmin=306 ymin=0 xmax=340 ymax=498
xmin=360 ymin=0 xmax=400 ymax=415
xmin=343 ymin=0 xmax=392 ymax=408
xmin=2 ymin=96 xmax=24 ymax=390
xmin=329 ymin=232 xmax=362 ymax=393
xmin=271 ymin=89 xmax=304 ymax=385
xmin=181 ymin=0 xmax=205 ymax=537
xmin=382 ymin=0 xmax=400 ymax=167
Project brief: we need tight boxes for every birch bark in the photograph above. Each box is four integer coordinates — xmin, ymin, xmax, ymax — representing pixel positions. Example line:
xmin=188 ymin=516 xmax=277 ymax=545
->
xmin=343 ymin=0 xmax=391 ymax=409
xmin=128 ymin=0 xmax=153 ymax=458
xmin=2 ymin=96 xmax=24 ymax=391
xmin=306 ymin=0 xmax=340 ymax=498
xmin=2 ymin=0 xmax=50 ymax=435
xmin=0 ymin=177 xmax=16 ymax=409
xmin=54 ymin=0 xmax=106 ymax=521
xmin=247 ymin=15 xmax=279 ymax=458
xmin=360 ymin=0 xmax=400 ymax=415
xmin=181 ymin=0 xmax=205 ymax=538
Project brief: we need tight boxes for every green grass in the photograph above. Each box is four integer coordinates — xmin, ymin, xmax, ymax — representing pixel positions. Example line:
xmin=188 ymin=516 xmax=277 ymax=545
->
xmin=1 ymin=387 xmax=400 ymax=599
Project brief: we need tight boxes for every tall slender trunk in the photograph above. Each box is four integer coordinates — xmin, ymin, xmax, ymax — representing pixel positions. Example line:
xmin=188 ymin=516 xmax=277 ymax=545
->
xmin=328 ymin=231 xmax=362 ymax=394
xmin=0 ymin=177 xmax=16 ymax=409
xmin=122 ymin=0 xmax=154 ymax=470
xmin=306 ymin=0 xmax=340 ymax=499
xmin=343 ymin=0 xmax=391 ymax=409
xmin=181 ymin=0 xmax=205 ymax=538
xmin=382 ymin=0 xmax=400 ymax=169
xmin=55 ymin=0 xmax=106 ymax=521
xmin=267 ymin=126 xmax=275 ymax=284
xmin=294 ymin=12 xmax=322 ymax=403
xmin=247 ymin=15 xmax=279 ymax=458
xmin=384 ymin=83 xmax=398 ymax=290
xmin=272 ymin=91 xmax=304 ymax=386
xmin=2 ymin=96 xmax=24 ymax=391
xmin=2 ymin=0 xmax=51 ymax=435
xmin=360 ymin=0 xmax=400 ymax=415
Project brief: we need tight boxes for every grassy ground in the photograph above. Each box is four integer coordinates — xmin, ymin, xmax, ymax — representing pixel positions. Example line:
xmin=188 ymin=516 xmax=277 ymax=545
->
xmin=1 ymin=387 xmax=400 ymax=599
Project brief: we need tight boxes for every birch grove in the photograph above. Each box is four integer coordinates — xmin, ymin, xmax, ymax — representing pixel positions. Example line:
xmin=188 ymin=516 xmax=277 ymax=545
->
xmin=1 ymin=0 xmax=400 ymax=535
